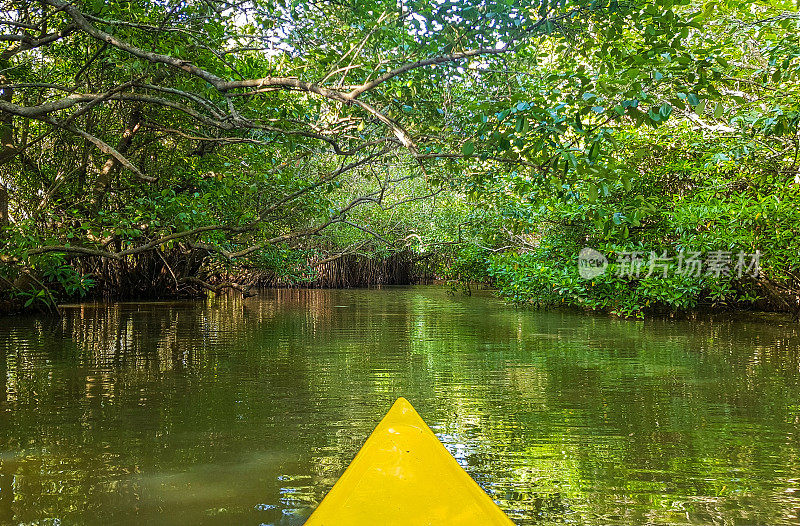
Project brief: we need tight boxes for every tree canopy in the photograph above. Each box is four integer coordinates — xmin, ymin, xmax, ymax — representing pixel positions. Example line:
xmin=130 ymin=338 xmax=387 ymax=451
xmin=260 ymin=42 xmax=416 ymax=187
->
xmin=1 ymin=0 xmax=799 ymax=315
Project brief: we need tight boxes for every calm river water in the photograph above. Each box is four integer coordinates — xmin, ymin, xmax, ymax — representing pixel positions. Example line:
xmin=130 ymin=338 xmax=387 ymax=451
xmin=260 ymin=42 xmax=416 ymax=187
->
xmin=0 ymin=287 xmax=798 ymax=525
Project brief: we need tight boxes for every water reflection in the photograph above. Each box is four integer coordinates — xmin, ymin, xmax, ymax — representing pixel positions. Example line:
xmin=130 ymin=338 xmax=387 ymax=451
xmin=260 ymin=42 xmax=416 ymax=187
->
xmin=0 ymin=287 xmax=798 ymax=525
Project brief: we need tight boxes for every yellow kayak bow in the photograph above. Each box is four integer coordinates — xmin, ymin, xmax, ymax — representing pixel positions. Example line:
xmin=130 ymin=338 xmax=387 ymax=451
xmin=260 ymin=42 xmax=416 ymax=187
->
xmin=305 ymin=397 xmax=515 ymax=525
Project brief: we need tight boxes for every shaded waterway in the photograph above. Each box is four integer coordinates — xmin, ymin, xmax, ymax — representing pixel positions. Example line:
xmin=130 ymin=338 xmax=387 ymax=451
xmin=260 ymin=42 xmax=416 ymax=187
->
xmin=0 ymin=287 xmax=798 ymax=525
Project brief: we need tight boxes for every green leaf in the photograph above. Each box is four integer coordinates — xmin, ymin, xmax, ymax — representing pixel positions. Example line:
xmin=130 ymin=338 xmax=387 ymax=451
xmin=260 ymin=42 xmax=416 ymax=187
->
xmin=461 ymin=141 xmax=475 ymax=156
xmin=588 ymin=140 xmax=600 ymax=161
xmin=587 ymin=183 xmax=598 ymax=203
xmin=694 ymin=98 xmax=707 ymax=115
xmin=622 ymin=174 xmax=632 ymax=191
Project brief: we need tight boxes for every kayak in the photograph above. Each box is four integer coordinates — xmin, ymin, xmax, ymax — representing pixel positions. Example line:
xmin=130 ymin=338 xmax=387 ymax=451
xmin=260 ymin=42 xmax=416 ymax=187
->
xmin=305 ymin=397 xmax=515 ymax=525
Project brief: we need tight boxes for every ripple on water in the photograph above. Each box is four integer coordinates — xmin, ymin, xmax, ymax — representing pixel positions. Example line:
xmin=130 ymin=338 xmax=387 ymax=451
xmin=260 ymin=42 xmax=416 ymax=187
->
xmin=0 ymin=288 xmax=798 ymax=525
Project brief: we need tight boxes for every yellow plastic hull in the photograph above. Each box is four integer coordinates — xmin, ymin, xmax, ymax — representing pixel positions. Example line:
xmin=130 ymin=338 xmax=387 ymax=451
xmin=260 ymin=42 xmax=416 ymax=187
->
xmin=305 ymin=397 xmax=515 ymax=525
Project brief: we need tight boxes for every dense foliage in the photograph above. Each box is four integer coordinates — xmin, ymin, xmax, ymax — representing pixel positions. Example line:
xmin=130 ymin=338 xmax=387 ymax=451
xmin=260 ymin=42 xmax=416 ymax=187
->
xmin=471 ymin=2 xmax=800 ymax=316
xmin=0 ymin=0 xmax=798 ymax=316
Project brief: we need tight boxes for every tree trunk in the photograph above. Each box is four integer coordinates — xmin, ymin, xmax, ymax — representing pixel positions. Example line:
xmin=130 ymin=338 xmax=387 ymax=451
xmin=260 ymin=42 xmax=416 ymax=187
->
xmin=0 ymin=186 xmax=8 ymax=229
xmin=90 ymin=107 xmax=142 ymax=207
xmin=0 ymin=72 xmax=14 ymax=229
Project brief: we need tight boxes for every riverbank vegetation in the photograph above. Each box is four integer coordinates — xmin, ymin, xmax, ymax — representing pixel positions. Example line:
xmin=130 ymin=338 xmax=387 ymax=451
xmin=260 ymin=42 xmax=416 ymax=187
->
xmin=1 ymin=0 xmax=798 ymax=317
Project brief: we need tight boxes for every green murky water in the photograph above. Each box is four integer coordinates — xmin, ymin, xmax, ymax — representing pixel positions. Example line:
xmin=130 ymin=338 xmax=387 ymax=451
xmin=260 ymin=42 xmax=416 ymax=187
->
xmin=0 ymin=287 xmax=798 ymax=525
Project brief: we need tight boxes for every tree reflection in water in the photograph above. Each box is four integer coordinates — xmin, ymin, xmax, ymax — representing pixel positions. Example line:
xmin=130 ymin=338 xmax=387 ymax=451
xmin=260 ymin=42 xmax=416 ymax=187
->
xmin=0 ymin=287 xmax=798 ymax=525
